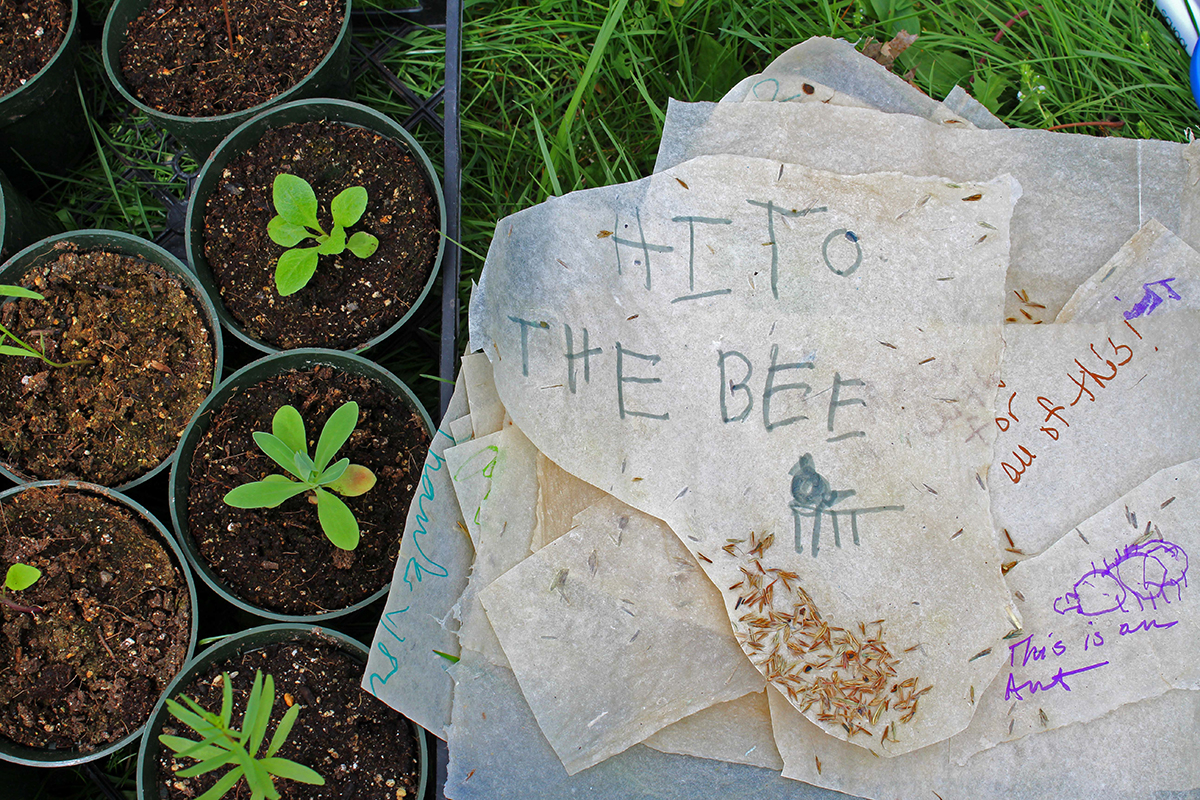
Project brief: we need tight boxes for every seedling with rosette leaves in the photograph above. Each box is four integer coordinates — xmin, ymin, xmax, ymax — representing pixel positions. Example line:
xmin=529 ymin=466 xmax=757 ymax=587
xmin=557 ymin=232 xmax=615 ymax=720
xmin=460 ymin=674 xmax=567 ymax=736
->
xmin=267 ymin=173 xmax=380 ymax=296
xmin=159 ymin=670 xmax=324 ymax=800
xmin=223 ymin=401 xmax=376 ymax=550
xmin=0 ymin=285 xmax=92 ymax=368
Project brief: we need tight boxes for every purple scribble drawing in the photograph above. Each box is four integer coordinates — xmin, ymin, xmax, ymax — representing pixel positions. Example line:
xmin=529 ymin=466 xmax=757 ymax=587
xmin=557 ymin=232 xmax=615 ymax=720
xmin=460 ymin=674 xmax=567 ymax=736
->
xmin=1053 ymin=539 xmax=1188 ymax=616
xmin=1121 ymin=278 xmax=1180 ymax=320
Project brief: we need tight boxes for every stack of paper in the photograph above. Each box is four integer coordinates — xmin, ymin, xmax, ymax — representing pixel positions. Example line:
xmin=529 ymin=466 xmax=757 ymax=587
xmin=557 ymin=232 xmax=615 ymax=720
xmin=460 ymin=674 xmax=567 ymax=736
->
xmin=365 ymin=37 xmax=1200 ymax=800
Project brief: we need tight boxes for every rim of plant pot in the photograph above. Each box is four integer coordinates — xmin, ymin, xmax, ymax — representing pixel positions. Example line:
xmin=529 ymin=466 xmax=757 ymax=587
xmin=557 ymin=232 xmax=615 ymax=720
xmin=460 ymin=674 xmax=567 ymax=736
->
xmin=0 ymin=479 xmax=200 ymax=768
xmin=0 ymin=229 xmax=225 ymax=491
xmin=169 ymin=348 xmax=434 ymax=623
xmin=0 ymin=170 xmax=61 ymax=262
xmin=185 ymin=97 xmax=447 ymax=356
xmin=0 ymin=0 xmax=86 ymax=189
xmin=100 ymin=0 xmax=354 ymax=160
xmin=135 ymin=623 xmax=430 ymax=800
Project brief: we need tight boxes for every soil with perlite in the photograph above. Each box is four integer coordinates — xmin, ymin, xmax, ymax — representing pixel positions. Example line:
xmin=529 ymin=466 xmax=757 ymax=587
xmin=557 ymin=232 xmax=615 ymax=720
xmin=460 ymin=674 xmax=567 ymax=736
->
xmin=0 ymin=0 xmax=68 ymax=97
xmin=0 ymin=485 xmax=192 ymax=751
xmin=185 ymin=365 xmax=429 ymax=615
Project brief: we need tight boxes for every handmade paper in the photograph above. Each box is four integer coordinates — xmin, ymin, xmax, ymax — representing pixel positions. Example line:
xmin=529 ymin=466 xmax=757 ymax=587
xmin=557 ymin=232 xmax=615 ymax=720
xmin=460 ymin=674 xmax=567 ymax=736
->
xmin=444 ymin=424 xmax=539 ymax=667
xmin=1056 ymin=219 xmax=1200 ymax=323
xmin=768 ymin=681 xmax=1200 ymax=800
xmin=722 ymin=37 xmax=976 ymax=129
xmin=642 ymin=691 xmax=783 ymax=771
xmin=990 ymin=312 xmax=1200 ymax=556
xmin=532 ymin=451 xmax=607 ymax=551
xmin=654 ymin=99 xmax=1200 ymax=321
xmin=954 ymin=457 xmax=1199 ymax=762
xmin=480 ymin=495 xmax=764 ymax=774
xmin=469 ymin=154 xmax=1019 ymax=754
xmin=363 ymin=370 xmax=472 ymax=739
xmin=461 ymin=350 xmax=506 ymax=436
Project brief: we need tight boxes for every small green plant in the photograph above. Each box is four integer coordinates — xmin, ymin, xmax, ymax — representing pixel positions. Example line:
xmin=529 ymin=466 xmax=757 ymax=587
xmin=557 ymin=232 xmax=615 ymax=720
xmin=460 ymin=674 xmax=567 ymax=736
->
xmin=1 ymin=562 xmax=42 ymax=614
xmin=0 ymin=285 xmax=92 ymax=368
xmin=223 ymin=401 xmax=376 ymax=551
xmin=267 ymin=173 xmax=380 ymax=296
xmin=160 ymin=670 xmax=324 ymax=800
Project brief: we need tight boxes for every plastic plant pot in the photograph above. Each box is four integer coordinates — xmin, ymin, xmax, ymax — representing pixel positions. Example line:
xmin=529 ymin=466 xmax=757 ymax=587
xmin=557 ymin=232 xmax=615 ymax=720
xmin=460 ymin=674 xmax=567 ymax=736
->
xmin=101 ymin=0 xmax=354 ymax=161
xmin=0 ymin=169 xmax=60 ymax=262
xmin=169 ymin=348 xmax=434 ymax=623
xmin=136 ymin=623 xmax=430 ymax=800
xmin=0 ymin=0 xmax=87 ymax=191
xmin=0 ymin=480 xmax=200 ymax=768
xmin=185 ymin=97 xmax=446 ymax=355
xmin=0 ymin=229 xmax=225 ymax=491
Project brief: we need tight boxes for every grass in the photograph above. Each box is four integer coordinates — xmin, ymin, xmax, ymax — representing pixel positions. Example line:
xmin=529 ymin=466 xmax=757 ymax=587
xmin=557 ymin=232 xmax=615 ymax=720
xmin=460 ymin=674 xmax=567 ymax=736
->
xmin=9 ymin=0 xmax=1200 ymax=796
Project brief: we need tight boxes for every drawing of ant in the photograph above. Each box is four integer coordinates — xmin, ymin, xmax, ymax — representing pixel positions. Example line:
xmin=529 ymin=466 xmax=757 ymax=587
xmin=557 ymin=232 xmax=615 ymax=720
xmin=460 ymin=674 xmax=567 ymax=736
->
xmin=1053 ymin=539 xmax=1188 ymax=616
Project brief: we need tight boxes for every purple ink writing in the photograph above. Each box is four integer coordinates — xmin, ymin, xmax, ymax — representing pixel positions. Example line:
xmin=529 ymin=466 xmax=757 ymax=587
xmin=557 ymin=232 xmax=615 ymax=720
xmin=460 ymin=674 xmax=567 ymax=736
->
xmin=1123 ymin=278 xmax=1180 ymax=320
xmin=1054 ymin=539 xmax=1188 ymax=616
xmin=1005 ymin=661 xmax=1110 ymax=701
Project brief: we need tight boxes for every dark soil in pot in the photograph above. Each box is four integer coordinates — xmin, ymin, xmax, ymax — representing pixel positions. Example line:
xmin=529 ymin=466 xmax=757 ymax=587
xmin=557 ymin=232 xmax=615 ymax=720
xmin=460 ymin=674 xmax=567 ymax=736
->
xmin=0 ymin=245 xmax=215 ymax=485
xmin=186 ymin=365 xmax=428 ymax=615
xmin=118 ymin=0 xmax=342 ymax=117
xmin=154 ymin=639 xmax=422 ymax=799
xmin=0 ymin=0 xmax=68 ymax=96
xmin=0 ymin=485 xmax=192 ymax=751
xmin=203 ymin=120 xmax=439 ymax=350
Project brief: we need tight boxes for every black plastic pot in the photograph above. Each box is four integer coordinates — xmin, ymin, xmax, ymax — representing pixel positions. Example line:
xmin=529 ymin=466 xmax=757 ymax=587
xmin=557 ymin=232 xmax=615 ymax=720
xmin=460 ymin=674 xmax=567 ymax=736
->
xmin=0 ymin=480 xmax=200 ymax=768
xmin=0 ymin=229 xmax=225 ymax=490
xmin=101 ymin=0 xmax=354 ymax=160
xmin=169 ymin=348 xmax=433 ymax=623
xmin=136 ymin=623 xmax=429 ymax=799
xmin=185 ymin=97 xmax=446 ymax=355
xmin=0 ymin=0 xmax=87 ymax=191
xmin=0 ymin=169 xmax=60 ymax=262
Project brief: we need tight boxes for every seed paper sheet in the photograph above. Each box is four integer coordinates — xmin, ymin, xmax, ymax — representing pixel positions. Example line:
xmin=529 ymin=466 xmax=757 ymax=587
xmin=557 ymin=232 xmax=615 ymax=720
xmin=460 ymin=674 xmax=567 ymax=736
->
xmin=480 ymin=495 xmax=764 ymax=774
xmin=720 ymin=37 xmax=975 ymax=128
xmin=444 ymin=424 xmax=539 ymax=667
xmin=953 ymin=457 xmax=1200 ymax=763
xmin=461 ymin=351 xmax=507 ymax=436
xmin=654 ymin=99 xmax=1200 ymax=322
xmin=468 ymin=153 xmax=1019 ymax=755
xmin=532 ymin=451 xmax=606 ymax=551
xmin=363 ymin=368 xmax=472 ymax=739
xmin=989 ymin=311 xmax=1200 ymax=557
xmin=642 ymin=691 xmax=783 ymax=771
xmin=766 ymin=679 xmax=1200 ymax=800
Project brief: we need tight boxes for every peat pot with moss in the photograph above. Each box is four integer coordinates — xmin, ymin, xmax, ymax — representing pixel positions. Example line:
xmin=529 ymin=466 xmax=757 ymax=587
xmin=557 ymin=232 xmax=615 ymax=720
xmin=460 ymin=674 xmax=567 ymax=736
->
xmin=187 ymin=98 xmax=445 ymax=354
xmin=0 ymin=0 xmax=87 ymax=189
xmin=0 ymin=230 xmax=223 ymax=490
xmin=170 ymin=349 xmax=432 ymax=621
xmin=0 ymin=481 xmax=198 ymax=767
xmin=101 ymin=0 xmax=353 ymax=159
xmin=138 ymin=624 xmax=428 ymax=799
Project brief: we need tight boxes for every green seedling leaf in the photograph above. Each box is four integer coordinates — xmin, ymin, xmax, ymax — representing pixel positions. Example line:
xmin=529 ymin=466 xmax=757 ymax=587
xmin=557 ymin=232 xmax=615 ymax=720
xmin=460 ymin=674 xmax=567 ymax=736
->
xmin=293 ymin=451 xmax=316 ymax=480
xmin=433 ymin=649 xmax=460 ymax=663
xmin=252 ymin=431 xmax=305 ymax=479
xmin=0 ymin=285 xmax=44 ymax=300
xmin=275 ymin=247 xmax=320 ymax=296
xmin=318 ymin=457 xmax=350 ymax=485
xmin=195 ymin=768 xmax=245 ymax=800
xmin=158 ymin=735 xmax=229 ymax=762
xmin=223 ymin=479 xmax=309 ymax=509
xmin=246 ymin=673 xmax=274 ymax=756
xmin=316 ymin=224 xmax=346 ymax=256
xmin=0 ymin=345 xmax=41 ymax=358
xmin=325 ymin=464 xmax=376 ymax=497
xmin=346 ymin=231 xmax=379 ymax=259
xmin=313 ymin=401 xmax=358 ymax=471
xmin=259 ymin=757 xmax=326 ymax=785
xmin=177 ymin=750 xmax=239 ymax=778
xmin=271 ymin=406 xmax=306 ymax=455
xmin=315 ymin=488 xmax=360 ymax=550
xmin=330 ymin=185 xmax=368 ymax=227
xmin=266 ymin=703 xmax=302 ymax=758
xmin=267 ymin=217 xmax=312 ymax=248
xmin=272 ymin=174 xmax=320 ymax=230
xmin=5 ymin=563 xmax=40 ymax=591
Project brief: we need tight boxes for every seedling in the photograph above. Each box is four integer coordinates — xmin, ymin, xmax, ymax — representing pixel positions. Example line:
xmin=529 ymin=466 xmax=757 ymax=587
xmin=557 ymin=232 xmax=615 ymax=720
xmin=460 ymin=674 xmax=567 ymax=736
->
xmin=223 ymin=401 xmax=376 ymax=551
xmin=1 ymin=562 xmax=43 ymax=614
xmin=160 ymin=670 xmax=324 ymax=800
xmin=0 ymin=284 xmax=92 ymax=368
xmin=267 ymin=173 xmax=380 ymax=296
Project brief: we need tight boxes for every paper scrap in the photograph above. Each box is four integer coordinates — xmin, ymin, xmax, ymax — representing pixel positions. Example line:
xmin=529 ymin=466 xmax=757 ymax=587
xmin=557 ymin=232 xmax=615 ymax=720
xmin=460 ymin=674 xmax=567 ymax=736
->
xmin=462 ymin=350 xmax=507 ymax=436
xmin=654 ymin=99 xmax=1200 ymax=321
xmin=533 ymin=451 xmax=607 ymax=552
xmin=469 ymin=153 xmax=1019 ymax=754
xmin=363 ymin=369 xmax=473 ymax=738
xmin=480 ymin=495 xmax=764 ymax=774
xmin=642 ymin=691 xmax=783 ymax=771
